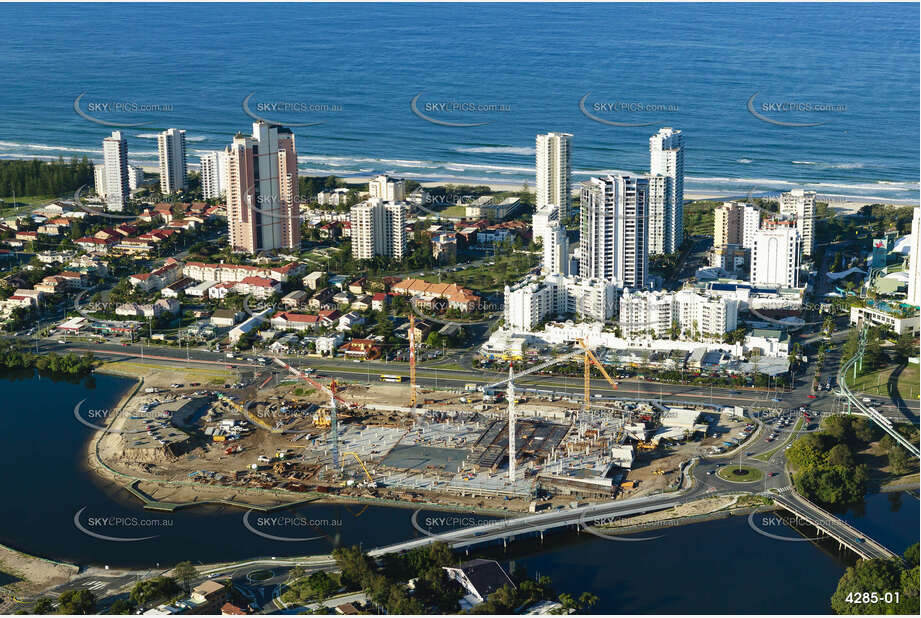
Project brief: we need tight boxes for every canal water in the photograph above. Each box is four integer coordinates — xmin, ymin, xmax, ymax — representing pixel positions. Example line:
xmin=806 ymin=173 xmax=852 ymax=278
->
xmin=0 ymin=373 xmax=916 ymax=613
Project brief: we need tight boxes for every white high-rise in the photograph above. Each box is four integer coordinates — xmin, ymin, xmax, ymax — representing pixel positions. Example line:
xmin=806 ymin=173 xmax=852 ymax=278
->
xmin=532 ymin=203 xmax=559 ymax=244
xmin=128 ymin=166 xmax=144 ymax=190
xmin=779 ymin=189 xmax=816 ymax=257
xmin=580 ymin=175 xmax=648 ymax=288
xmin=908 ymin=206 xmax=921 ymax=307
xmin=648 ymin=127 xmax=684 ymax=254
xmin=542 ymin=220 xmax=568 ymax=276
xmin=741 ymin=203 xmax=761 ymax=249
xmin=102 ymin=130 xmax=129 ymax=212
xmin=157 ymin=128 xmax=187 ymax=194
xmin=93 ymin=164 xmax=106 ymax=198
xmin=350 ymin=199 xmax=406 ymax=260
xmin=536 ymin=133 xmax=572 ymax=219
xmin=368 ymin=175 xmax=405 ymax=202
xmin=751 ymin=226 xmax=801 ymax=287
xmin=200 ymin=150 xmax=229 ymax=200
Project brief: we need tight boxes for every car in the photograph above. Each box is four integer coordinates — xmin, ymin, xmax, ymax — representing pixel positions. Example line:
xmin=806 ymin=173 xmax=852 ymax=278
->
xmin=807 ymin=394 xmax=817 ymax=399
xmin=706 ymin=470 xmax=714 ymax=475
xmin=771 ymin=398 xmax=781 ymax=402
xmin=769 ymin=472 xmax=778 ymax=477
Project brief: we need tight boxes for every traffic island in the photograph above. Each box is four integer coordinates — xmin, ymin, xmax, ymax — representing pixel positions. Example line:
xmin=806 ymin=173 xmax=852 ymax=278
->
xmin=717 ymin=466 xmax=764 ymax=483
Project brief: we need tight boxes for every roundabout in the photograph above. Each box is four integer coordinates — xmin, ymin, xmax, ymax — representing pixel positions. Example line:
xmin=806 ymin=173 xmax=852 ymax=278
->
xmin=716 ymin=465 xmax=764 ymax=483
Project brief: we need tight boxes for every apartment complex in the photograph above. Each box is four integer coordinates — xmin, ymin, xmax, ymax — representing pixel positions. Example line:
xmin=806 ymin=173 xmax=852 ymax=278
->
xmin=504 ymin=274 xmax=616 ymax=331
xmin=200 ymin=150 xmax=229 ymax=200
xmin=779 ymin=189 xmax=816 ymax=257
xmin=350 ymin=198 xmax=406 ymax=260
xmin=579 ymin=175 xmax=648 ymax=288
xmin=532 ymin=203 xmax=558 ymax=244
xmin=368 ymin=174 xmax=405 ymax=202
xmin=542 ymin=220 xmax=568 ymax=276
xmin=648 ymin=127 xmax=684 ymax=254
xmin=93 ymin=164 xmax=106 ymax=198
xmin=535 ymin=132 xmax=572 ymax=219
xmin=750 ymin=226 xmax=801 ymax=287
xmin=619 ymin=288 xmax=739 ymax=339
xmin=102 ymin=130 xmax=129 ymax=211
xmin=157 ymin=128 xmax=188 ymax=194
xmin=714 ymin=201 xmax=760 ymax=249
xmin=226 ymin=122 xmax=300 ymax=253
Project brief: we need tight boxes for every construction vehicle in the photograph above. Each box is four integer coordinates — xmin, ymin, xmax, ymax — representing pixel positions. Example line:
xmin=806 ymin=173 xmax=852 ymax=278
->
xmin=342 ymin=451 xmax=378 ymax=486
xmin=224 ymin=444 xmax=243 ymax=455
xmin=637 ymin=441 xmax=657 ymax=451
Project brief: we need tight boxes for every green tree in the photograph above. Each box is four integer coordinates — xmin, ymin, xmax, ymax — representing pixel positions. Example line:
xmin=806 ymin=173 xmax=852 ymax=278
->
xmin=172 ymin=561 xmax=198 ymax=592
xmin=57 ymin=589 xmax=97 ymax=615
xmin=827 ymin=443 xmax=855 ymax=468
xmin=30 ymin=598 xmax=54 ymax=614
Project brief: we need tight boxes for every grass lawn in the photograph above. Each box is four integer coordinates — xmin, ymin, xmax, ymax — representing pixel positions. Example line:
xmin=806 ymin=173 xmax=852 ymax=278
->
xmin=717 ymin=465 xmax=764 ymax=483
xmin=846 ymin=363 xmax=919 ymax=401
xmin=683 ymin=200 xmax=717 ymax=237
xmin=440 ymin=253 xmax=537 ymax=293
xmin=98 ymin=361 xmax=232 ymax=383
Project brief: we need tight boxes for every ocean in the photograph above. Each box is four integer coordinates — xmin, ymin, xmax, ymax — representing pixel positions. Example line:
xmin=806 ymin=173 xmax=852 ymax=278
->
xmin=0 ymin=2 xmax=918 ymax=203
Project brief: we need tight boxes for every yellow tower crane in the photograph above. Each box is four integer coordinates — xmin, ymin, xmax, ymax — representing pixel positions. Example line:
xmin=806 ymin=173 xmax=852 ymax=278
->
xmin=409 ymin=312 xmax=417 ymax=409
xmin=577 ymin=339 xmax=619 ymax=406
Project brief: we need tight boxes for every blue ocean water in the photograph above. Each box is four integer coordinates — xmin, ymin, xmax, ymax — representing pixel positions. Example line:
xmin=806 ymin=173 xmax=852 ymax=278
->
xmin=0 ymin=2 xmax=917 ymax=202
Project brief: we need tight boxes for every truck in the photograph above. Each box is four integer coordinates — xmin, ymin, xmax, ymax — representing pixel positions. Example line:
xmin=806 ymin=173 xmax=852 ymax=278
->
xmin=226 ymin=352 xmax=235 ymax=359
xmin=465 ymin=383 xmax=477 ymax=392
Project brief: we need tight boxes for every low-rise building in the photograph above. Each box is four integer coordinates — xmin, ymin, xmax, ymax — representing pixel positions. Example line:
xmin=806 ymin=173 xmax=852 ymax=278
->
xmin=849 ymin=304 xmax=920 ymax=336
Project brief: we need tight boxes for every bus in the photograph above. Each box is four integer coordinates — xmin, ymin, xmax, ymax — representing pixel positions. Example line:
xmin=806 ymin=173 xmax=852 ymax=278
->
xmin=380 ymin=374 xmax=405 ymax=383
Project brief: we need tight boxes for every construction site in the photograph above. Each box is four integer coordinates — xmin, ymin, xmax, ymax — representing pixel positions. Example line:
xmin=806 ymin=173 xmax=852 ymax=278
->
xmin=94 ymin=322 xmax=752 ymax=513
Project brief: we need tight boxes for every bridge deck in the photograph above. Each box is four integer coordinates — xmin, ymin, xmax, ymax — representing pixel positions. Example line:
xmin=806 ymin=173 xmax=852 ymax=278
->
xmin=773 ymin=490 xmax=898 ymax=561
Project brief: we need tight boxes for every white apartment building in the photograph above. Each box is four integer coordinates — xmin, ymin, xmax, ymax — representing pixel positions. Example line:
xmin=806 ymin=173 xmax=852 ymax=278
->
xmin=350 ymin=198 xmax=406 ymax=260
xmin=648 ymin=127 xmax=684 ymax=254
xmin=200 ymin=150 xmax=228 ymax=200
xmin=580 ymin=175 xmax=648 ymax=288
xmin=504 ymin=274 xmax=616 ymax=331
xmin=536 ymin=132 xmax=572 ymax=218
xmin=751 ymin=226 xmax=801 ymax=287
xmin=93 ymin=164 xmax=106 ymax=198
xmin=542 ymin=220 xmax=568 ymax=276
xmin=619 ymin=288 xmax=739 ymax=339
xmin=128 ymin=166 xmax=144 ymax=191
xmin=102 ymin=130 xmax=129 ymax=211
xmin=779 ymin=189 xmax=816 ymax=258
xmin=741 ymin=203 xmax=761 ymax=249
xmin=532 ymin=203 xmax=559 ymax=244
xmin=908 ymin=206 xmax=921 ymax=307
xmin=157 ymin=128 xmax=187 ymax=194
xmin=368 ymin=174 xmax=405 ymax=202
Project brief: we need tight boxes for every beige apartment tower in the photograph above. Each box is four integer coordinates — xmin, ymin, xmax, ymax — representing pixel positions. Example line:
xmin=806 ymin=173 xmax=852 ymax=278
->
xmin=227 ymin=122 xmax=300 ymax=253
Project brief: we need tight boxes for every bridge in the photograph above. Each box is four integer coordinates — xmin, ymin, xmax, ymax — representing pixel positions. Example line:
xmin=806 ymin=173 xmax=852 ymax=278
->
xmin=367 ymin=492 xmax=688 ymax=557
xmin=837 ymin=338 xmax=920 ymax=458
xmin=773 ymin=489 xmax=899 ymax=560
